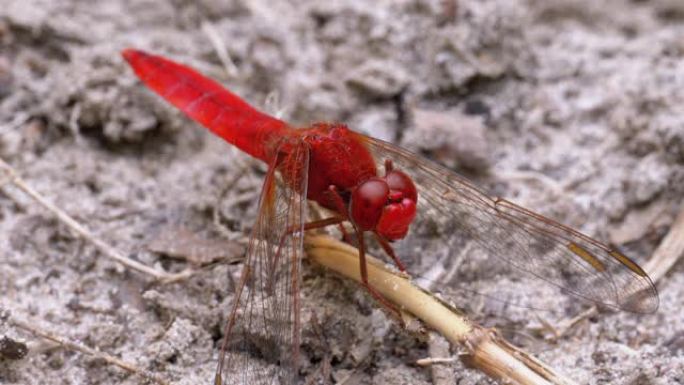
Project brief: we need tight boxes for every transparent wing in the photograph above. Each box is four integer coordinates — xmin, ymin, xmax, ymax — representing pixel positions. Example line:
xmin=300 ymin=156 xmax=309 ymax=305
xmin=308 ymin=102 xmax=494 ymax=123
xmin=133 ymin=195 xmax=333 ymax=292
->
xmin=216 ymin=139 xmax=309 ymax=385
xmin=363 ymin=135 xmax=658 ymax=314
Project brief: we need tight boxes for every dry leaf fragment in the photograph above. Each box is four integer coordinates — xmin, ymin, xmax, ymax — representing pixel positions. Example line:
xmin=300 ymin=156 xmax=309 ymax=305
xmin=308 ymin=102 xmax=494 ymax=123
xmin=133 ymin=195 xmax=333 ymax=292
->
xmin=147 ymin=225 xmax=242 ymax=265
xmin=0 ymin=336 xmax=28 ymax=360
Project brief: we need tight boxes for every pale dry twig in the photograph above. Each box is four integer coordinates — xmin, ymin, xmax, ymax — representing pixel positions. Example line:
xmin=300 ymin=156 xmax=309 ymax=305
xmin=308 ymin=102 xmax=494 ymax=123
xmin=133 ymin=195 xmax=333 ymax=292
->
xmin=3 ymin=310 xmax=170 ymax=385
xmin=0 ymin=157 xmax=194 ymax=283
xmin=305 ymin=234 xmax=578 ymax=385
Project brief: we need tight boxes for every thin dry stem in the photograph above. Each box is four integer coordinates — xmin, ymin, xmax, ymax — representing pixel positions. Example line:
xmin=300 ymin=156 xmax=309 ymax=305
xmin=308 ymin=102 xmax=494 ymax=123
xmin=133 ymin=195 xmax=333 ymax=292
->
xmin=7 ymin=313 xmax=170 ymax=385
xmin=0 ymin=158 xmax=193 ymax=283
xmin=305 ymin=234 xmax=577 ymax=385
xmin=201 ymin=20 xmax=239 ymax=78
xmin=416 ymin=353 xmax=457 ymax=366
xmin=462 ymin=331 xmax=555 ymax=385
xmin=550 ymin=306 xmax=598 ymax=340
xmin=420 ymin=244 xmax=468 ymax=385
xmin=212 ymin=163 xmax=252 ymax=241
xmin=423 ymin=333 xmax=453 ymax=385
xmin=643 ymin=203 xmax=684 ymax=282
xmin=306 ymin=235 xmax=471 ymax=342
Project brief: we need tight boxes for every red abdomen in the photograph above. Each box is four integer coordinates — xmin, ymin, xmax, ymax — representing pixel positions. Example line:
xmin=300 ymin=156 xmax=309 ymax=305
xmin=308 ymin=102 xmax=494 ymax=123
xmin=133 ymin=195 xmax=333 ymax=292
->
xmin=122 ymin=49 xmax=288 ymax=162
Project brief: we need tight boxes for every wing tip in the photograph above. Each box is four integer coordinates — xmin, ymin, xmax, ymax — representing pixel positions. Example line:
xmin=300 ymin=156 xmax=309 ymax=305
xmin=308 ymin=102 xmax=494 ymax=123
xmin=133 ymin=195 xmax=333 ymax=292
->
xmin=619 ymin=284 xmax=660 ymax=314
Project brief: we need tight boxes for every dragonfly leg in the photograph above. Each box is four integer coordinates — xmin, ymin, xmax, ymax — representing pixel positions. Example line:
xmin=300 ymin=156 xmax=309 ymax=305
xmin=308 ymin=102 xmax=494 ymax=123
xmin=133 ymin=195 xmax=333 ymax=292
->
xmin=384 ymin=158 xmax=393 ymax=174
xmin=326 ymin=185 xmax=349 ymax=216
xmin=356 ymin=228 xmax=402 ymax=319
xmin=285 ymin=215 xmax=347 ymax=250
xmin=336 ymin=223 xmax=353 ymax=244
xmin=266 ymin=216 xmax=346 ymax=292
xmin=306 ymin=216 xmax=354 ymax=244
xmin=303 ymin=217 xmax=346 ymax=232
xmin=326 ymin=185 xmax=354 ymax=243
xmin=373 ymin=232 xmax=407 ymax=272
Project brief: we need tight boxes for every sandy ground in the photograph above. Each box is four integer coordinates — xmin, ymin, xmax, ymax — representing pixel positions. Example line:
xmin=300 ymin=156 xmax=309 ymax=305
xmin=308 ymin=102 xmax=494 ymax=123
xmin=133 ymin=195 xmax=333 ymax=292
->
xmin=0 ymin=0 xmax=683 ymax=384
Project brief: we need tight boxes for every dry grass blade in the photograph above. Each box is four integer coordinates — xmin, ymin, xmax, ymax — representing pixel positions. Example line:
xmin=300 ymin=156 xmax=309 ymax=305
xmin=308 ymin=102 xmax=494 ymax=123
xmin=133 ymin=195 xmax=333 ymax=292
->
xmin=0 ymin=158 xmax=193 ymax=283
xmin=201 ymin=20 xmax=239 ymax=78
xmin=643 ymin=203 xmax=684 ymax=282
xmin=304 ymin=234 xmax=577 ymax=385
xmin=4 ymin=312 xmax=170 ymax=385
xmin=420 ymin=334 xmax=453 ymax=385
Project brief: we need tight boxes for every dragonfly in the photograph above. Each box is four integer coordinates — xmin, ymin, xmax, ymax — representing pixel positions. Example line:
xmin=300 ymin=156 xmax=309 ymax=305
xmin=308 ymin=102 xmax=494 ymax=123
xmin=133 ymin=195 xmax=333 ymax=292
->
xmin=122 ymin=49 xmax=659 ymax=385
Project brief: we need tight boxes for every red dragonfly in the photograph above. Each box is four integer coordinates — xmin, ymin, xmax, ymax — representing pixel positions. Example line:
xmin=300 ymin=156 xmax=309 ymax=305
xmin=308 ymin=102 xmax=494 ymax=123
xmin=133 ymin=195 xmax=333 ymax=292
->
xmin=122 ymin=49 xmax=658 ymax=384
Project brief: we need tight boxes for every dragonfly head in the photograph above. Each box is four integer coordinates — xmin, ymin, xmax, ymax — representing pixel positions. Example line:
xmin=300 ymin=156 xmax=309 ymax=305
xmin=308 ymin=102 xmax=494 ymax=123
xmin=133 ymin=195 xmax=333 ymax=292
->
xmin=350 ymin=168 xmax=417 ymax=241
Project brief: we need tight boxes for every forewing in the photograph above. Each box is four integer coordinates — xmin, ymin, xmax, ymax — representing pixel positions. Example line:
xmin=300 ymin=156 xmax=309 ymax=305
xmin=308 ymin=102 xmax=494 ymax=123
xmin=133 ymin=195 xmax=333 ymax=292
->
xmin=363 ymin=135 xmax=658 ymax=314
xmin=216 ymin=139 xmax=309 ymax=385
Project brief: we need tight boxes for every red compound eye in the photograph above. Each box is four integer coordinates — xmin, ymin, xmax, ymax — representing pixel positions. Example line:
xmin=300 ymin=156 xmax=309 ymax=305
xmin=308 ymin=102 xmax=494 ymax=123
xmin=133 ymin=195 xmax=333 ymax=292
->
xmin=349 ymin=169 xmax=418 ymax=240
xmin=376 ymin=169 xmax=418 ymax=240
xmin=350 ymin=178 xmax=389 ymax=231
xmin=386 ymin=170 xmax=417 ymax=202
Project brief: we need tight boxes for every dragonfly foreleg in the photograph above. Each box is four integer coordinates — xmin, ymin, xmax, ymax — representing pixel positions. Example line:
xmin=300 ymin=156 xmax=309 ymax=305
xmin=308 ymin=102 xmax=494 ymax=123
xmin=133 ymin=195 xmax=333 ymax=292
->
xmin=372 ymin=232 xmax=407 ymax=272
xmin=355 ymin=227 xmax=403 ymax=319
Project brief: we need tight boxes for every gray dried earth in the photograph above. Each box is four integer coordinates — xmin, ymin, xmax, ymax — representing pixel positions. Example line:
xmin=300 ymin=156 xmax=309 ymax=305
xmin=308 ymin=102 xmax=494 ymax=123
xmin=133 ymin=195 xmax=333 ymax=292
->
xmin=0 ymin=0 xmax=683 ymax=384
